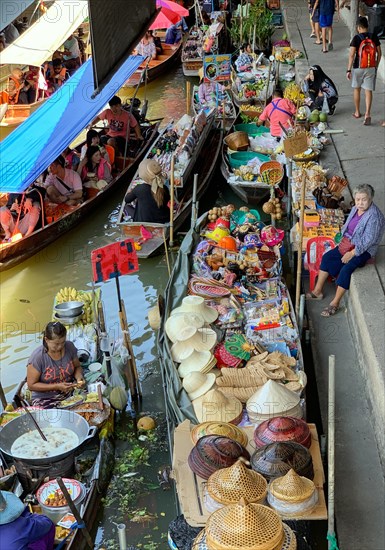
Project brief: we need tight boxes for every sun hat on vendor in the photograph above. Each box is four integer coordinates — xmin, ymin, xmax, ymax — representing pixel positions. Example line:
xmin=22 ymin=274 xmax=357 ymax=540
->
xmin=0 ymin=491 xmax=25 ymax=525
xmin=138 ymin=158 xmax=165 ymax=194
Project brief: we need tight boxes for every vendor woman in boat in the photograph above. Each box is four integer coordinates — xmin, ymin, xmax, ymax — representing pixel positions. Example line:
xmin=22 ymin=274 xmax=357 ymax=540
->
xmin=124 ymin=158 xmax=170 ymax=223
xmin=27 ymin=321 xmax=85 ymax=408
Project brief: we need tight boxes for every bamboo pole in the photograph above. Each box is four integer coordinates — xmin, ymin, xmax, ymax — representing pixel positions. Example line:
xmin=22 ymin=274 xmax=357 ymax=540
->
xmin=264 ymin=57 xmax=273 ymax=108
xmin=295 ymin=171 xmax=306 ymax=316
xmin=191 ymin=174 xmax=199 ymax=230
xmin=327 ymin=355 xmax=337 ymax=550
xmin=169 ymin=155 xmax=175 ymax=247
xmin=239 ymin=0 xmax=243 ymax=45
xmin=186 ymin=80 xmax=191 ymax=116
xmin=163 ymin=228 xmax=171 ymax=276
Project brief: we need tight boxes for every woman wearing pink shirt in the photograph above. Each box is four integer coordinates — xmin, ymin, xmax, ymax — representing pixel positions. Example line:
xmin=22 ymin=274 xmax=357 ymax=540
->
xmin=258 ymin=88 xmax=296 ymax=138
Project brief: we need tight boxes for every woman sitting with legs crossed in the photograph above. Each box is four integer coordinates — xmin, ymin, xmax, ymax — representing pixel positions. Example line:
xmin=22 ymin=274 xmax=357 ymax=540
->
xmin=307 ymin=183 xmax=385 ymax=316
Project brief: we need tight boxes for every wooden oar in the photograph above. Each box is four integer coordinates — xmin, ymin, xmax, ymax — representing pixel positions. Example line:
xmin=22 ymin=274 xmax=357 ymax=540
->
xmin=18 ymin=397 xmax=48 ymax=442
xmin=56 ymin=477 xmax=93 ymax=549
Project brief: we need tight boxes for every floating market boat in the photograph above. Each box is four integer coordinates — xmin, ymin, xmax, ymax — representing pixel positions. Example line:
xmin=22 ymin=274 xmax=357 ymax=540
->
xmin=192 ymin=84 xmax=237 ymax=131
xmin=118 ymin=111 xmax=223 ymax=258
xmin=0 ymin=121 xmax=159 ymax=271
xmin=157 ymin=211 xmax=306 ymax=430
xmin=182 ymin=28 xmax=204 ymax=77
xmin=124 ymin=40 xmax=183 ymax=88
xmin=230 ymin=64 xmax=274 ymax=110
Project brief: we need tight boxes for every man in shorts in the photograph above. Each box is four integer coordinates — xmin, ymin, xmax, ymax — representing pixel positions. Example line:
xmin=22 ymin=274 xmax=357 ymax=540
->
xmin=347 ymin=16 xmax=382 ymax=125
xmin=308 ymin=0 xmax=321 ymax=43
xmin=312 ymin=0 xmax=339 ymax=52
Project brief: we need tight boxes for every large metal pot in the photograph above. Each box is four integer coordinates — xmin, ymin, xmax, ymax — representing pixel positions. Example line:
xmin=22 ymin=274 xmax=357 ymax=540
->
xmin=0 ymin=409 xmax=97 ymax=466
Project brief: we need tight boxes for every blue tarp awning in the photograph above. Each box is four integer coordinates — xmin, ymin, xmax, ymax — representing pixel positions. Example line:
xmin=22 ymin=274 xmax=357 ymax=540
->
xmin=0 ymin=0 xmax=35 ymax=31
xmin=0 ymin=55 xmax=144 ymax=193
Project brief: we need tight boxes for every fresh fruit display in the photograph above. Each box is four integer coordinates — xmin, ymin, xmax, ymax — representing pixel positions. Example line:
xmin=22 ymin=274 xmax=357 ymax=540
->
xmin=239 ymin=80 xmax=266 ymax=100
xmin=283 ymin=83 xmax=305 ymax=104
xmin=274 ymin=46 xmax=302 ymax=63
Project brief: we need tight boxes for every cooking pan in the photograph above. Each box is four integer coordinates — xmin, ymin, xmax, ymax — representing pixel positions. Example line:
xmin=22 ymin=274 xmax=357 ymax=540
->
xmin=0 ymin=409 xmax=97 ymax=466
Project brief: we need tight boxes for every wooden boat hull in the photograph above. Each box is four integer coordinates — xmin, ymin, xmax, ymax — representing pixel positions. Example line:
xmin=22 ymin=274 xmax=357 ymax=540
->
xmin=0 ymin=100 xmax=46 ymax=140
xmin=182 ymin=59 xmax=203 ymax=77
xmin=192 ymin=85 xmax=237 ymax=132
xmin=118 ymin=118 xmax=223 ymax=258
xmin=0 ymin=124 xmax=160 ymax=271
xmin=124 ymin=42 xmax=182 ymax=88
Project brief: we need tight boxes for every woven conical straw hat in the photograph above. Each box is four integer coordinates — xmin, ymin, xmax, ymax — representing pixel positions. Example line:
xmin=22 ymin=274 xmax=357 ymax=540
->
xmin=191 ymin=422 xmax=248 ymax=447
xmin=192 ymin=523 xmax=297 ymax=550
xmin=269 ymin=469 xmax=316 ymax=503
xmin=192 ymin=388 xmax=243 ymax=424
xmin=247 ymin=380 xmax=300 ymax=416
xmin=205 ymin=500 xmax=285 ymax=550
xmin=207 ymin=458 xmax=267 ymax=505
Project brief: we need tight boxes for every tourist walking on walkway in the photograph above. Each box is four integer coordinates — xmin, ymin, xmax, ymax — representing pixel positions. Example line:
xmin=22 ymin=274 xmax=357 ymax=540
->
xmin=312 ymin=0 xmax=339 ymax=52
xmin=306 ymin=184 xmax=385 ymax=317
xmin=347 ymin=16 xmax=382 ymax=126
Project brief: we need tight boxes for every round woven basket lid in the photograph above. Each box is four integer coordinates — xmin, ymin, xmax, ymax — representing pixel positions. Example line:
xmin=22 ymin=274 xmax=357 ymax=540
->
xmin=254 ymin=417 xmax=311 ymax=449
xmin=250 ymin=442 xmax=314 ymax=481
xmin=207 ymin=458 xmax=268 ymax=505
xmin=191 ymin=422 xmax=249 ymax=448
xmin=192 ymin=523 xmax=297 ymax=550
xmin=205 ymin=500 xmax=285 ymax=550
xmin=269 ymin=469 xmax=316 ymax=503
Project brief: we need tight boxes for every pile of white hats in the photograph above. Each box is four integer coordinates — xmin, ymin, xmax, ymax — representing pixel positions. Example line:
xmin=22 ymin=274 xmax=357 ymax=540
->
xmin=246 ymin=380 xmax=303 ymax=424
xmin=166 ymin=296 xmax=219 ymax=373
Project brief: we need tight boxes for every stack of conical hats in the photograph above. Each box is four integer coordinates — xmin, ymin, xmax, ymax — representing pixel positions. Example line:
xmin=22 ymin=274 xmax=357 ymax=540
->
xmin=267 ymin=469 xmax=318 ymax=517
xmin=205 ymin=458 xmax=267 ymax=512
xmin=191 ymin=421 xmax=248 ymax=448
xmin=193 ymin=499 xmax=297 ymax=550
xmin=192 ymin=388 xmax=243 ymax=425
xmin=246 ymin=380 xmax=302 ymax=424
xmin=254 ymin=417 xmax=311 ymax=449
xmin=251 ymin=441 xmax=314 ymax=482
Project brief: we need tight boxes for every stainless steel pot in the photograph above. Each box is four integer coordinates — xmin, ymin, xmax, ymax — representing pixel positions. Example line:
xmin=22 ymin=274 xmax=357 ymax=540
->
xmin=0 ymin=409 xmax=97 ymax=465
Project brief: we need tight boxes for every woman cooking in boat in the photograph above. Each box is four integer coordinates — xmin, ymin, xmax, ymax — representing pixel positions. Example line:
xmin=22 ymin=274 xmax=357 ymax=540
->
xmin=27 ymin=322 xmax=85 ymax=408
xmin=124 ymin=158 xmax=170 ymax=223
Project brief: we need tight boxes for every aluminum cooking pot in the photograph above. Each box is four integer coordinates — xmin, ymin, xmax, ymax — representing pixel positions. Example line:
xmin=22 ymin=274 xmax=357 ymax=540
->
xmin=0 ymin=409 xmax=97 ymax=466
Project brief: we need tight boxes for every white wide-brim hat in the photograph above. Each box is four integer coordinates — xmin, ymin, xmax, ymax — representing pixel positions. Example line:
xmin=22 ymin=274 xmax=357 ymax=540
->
xmin=172 ymin=295 xmax=218 ymax=324
xmin=170 ymin=328 xmax=217 ymax=362
xmin=165 ymin=312 xmax=204 ymax=343
xmin=178 ymin=350 xmax=213 ymax=378
xmin=183 ymin=371 xmax=216 ymax=401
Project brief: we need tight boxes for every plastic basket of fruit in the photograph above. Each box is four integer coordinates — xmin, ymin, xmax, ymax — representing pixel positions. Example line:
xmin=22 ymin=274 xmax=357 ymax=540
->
xmin=228 ymin=151 xmax=270 ymax=169
xmin=224 ymin=131 xmax=249 ymax=151
xmin=259 ymin=161 xmax=284 ymax=185
xmin=292 ymin=147 xmax=320 ymax=163
xmin=234 ymin=124 xmax=270 ymax=137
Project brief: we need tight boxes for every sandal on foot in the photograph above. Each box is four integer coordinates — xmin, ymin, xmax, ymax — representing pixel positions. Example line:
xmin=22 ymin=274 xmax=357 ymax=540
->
xmin=310 ymin=33 xmax=316 ymax=38
xmin=352 ymin=113 xmax=362 ymax=119
xmin=306 ymin=291 xmax=324 ymax=300
xmin=321 ymin=305 xmax=339 ymax=317
xmin=322 ymin=49 xmax=328 ymax=53
xmin=314 ymin=41 xmax=322 ymax=44
xmin=363 ymin=116 xmax=371 ymax=126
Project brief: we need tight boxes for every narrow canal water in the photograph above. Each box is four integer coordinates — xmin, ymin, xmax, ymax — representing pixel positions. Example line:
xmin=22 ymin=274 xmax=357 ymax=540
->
xmin=0 ymin=65 xmax=327 ymax=549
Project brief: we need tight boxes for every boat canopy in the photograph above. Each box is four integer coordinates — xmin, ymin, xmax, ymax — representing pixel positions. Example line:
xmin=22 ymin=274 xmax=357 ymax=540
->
xmin=0 ymin=0 xmax=36 ymax=31
xmin=0 ymin=0 xmax=87 ymax=67
xmin=88 ymin=0 xmax=157 ymax=95
xmin=0 ymin=55 xmax=144 ymax=194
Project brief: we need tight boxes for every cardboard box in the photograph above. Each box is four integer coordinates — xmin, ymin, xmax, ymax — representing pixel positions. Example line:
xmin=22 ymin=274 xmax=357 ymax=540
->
xmin=172 ymin=420 xmax=327 ymax=526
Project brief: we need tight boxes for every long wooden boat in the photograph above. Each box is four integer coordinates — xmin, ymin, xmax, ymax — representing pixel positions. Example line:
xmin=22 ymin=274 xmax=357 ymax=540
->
xmin=0 ymin=100 xmax=47 ymax=141
xmin=124 ymin=41 xmax=182 ymax=88
xmin=157 ymin=212 xmax=306 ymax=430
xmin=117 ymin=115 xmax=223 ymax=258
xmin=192 ymin=84 xmax=237 ymax=131
xmin=182 ymin=28 xmax=204 ymax=77
xmin=0 ymin=122 xmax=160 ymax=271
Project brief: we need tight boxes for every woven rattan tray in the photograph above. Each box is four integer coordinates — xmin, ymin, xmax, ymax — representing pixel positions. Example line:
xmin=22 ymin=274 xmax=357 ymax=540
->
xmin=172 ymin=420 xmax=327 ymax=526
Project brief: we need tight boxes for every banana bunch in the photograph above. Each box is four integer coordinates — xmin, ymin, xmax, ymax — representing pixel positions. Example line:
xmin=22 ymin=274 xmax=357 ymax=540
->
xmin=283 ymin=83 xmax=305 ymax=104
xmin=77 ymin=291 xmax=95 ymax=325
xmin=55 ymin=286 xmax=79 ymax=303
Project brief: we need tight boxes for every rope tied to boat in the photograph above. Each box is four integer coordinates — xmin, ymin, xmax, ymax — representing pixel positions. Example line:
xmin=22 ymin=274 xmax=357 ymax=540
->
xmin=326 ymin=532 xmax=340 ymax=550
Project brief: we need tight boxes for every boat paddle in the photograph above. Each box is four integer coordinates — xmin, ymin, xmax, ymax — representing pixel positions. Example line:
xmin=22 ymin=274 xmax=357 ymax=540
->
xmin=56 ymin=477 xmax=93 ymax=549
xmin=15 ymin=396 xmax=48 ymax=442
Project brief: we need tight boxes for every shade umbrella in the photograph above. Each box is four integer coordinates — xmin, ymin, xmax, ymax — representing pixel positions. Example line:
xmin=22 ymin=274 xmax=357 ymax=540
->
xmin=156 ymin=0 xmax=189 ymax=16
xmin=150 ymin=8 xmax=181 ymax=30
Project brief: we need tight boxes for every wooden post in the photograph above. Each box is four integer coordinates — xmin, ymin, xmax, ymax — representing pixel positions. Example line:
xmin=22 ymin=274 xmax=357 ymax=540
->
xmin=327 ymin=355 xmax=337 ymax=549
xmin=264 ymin=58 xmax=273 ymax=107
xmin=169 ymin=155 xmax=175 ymax=247
xmin=186 ymin=80 xmax=191 ymax=116
xmin=295 ymin=171 xmax=306 ymax=316
xmin=239 ymin=0 xmax=243 ymax=45
xmin=350 ymin=0 xmax=358 ymax=39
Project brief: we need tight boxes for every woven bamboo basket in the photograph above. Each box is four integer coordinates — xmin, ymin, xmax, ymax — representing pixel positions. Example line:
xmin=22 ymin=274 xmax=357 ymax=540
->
xmin=260 ymin=161 xmax=284 ymax=186
xmin=191 ymin=421 xmax=248 ymax=448
xmin=224 ymin=131 xmax=249 ymax=152
xmin=218 ymin=386 xmax=259 ymax=402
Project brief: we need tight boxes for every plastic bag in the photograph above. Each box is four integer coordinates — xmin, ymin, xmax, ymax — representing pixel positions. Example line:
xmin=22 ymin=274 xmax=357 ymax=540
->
xmin=322 ymin=94 xmax=329 ymax=114
xmin=108 ymin=341 xmax=130 ymax=389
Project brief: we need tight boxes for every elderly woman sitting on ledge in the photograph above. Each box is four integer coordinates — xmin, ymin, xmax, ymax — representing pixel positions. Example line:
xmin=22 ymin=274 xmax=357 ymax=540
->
xmin=307 ymin=183 xmax=385 ymax=317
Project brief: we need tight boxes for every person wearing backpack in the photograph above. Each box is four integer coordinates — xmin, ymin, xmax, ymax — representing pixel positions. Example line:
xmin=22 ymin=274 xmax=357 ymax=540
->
xmin=347 ymin=16 xmax=382 ymax=125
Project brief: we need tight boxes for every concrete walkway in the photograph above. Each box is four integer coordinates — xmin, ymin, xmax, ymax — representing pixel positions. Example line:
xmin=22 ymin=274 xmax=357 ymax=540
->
xmin=280 ymin=2 xmax=385 ymax=549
